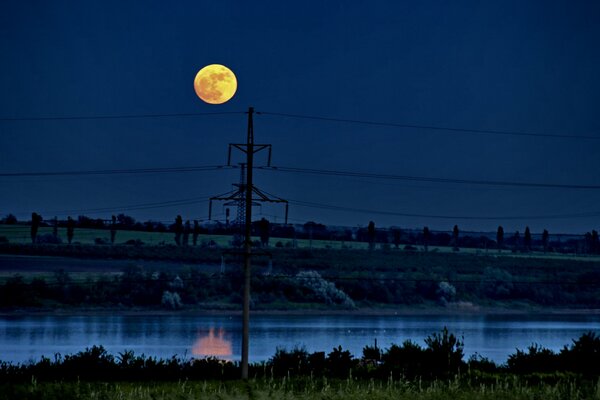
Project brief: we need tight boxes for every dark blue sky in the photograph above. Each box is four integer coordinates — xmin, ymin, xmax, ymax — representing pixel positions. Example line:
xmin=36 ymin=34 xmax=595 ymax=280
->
xmin=1 ymin=0 xmax=599 ymax=233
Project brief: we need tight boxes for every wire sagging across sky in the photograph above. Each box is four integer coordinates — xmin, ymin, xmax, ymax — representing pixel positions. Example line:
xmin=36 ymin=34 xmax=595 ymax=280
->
xmin=259 ymin=166 xmax=600 ymax=190
xmin=258 ymin=111 xmax=600 ymax=140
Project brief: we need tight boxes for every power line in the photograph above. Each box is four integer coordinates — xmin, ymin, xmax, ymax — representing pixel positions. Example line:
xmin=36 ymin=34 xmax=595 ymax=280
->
xmin=0 ymin=111 xmax=245 ymax=122
xmin=4 ymin=162 xmax=596 ymax=191
xmin=29 ymin=196 xmax=211 ymax=216
xmin=259 ymin=165 xmax=600 ymax=190
xmin=0 ymin=165 xmax=234 ymax=178
xmin=287 ymin=198 xmax=600 ymax=221
xmin=258 ymin=111 xmax=600 ymax=141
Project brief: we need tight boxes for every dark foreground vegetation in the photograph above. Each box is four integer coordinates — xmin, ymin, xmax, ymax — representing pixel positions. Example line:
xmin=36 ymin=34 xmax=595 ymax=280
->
xmin=2 ymin=330 xmax=600 ymax=399
xmin=1 ymin=244 xmax=600 ymax=310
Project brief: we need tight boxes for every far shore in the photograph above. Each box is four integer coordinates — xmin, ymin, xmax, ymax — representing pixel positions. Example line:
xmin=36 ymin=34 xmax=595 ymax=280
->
xmin=2 ymin=304 xmax=599 ymax=317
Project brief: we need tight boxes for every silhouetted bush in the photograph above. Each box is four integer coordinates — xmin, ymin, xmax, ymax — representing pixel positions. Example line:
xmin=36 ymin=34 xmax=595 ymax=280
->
xmin=269 ymin=346 xmax=310 ymax=377
xmin=507 ymin=344 xmax=561 ymax=374
xmin=36 ymin=233 xmax=62 ymax=244
xmin=94 ymin=237 xmax=109 ymax=245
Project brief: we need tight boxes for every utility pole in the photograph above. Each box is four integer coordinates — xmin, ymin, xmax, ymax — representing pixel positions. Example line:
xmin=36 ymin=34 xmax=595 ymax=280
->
xmin=241 ymin=107 xmax=254 ymax=380
xmin=208 ymin=107 xmax=288 ymax=379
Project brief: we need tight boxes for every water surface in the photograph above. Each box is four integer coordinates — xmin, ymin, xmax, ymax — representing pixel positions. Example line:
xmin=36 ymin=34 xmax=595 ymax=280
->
xmin=1 ymin=313 xmax=598 ymax=365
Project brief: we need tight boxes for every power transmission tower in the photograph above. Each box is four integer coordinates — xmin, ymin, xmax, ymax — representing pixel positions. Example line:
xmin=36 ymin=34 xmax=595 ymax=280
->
xmin=208 ymin=107 xmax=288 ymax=379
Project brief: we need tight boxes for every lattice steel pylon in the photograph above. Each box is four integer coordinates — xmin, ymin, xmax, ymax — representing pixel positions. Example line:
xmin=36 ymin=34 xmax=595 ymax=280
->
xmin=207 ymin=118 xmax=289 ymax=238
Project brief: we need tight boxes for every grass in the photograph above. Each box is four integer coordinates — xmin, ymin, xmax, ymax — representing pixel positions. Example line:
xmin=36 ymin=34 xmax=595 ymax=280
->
xmin=2 ymin=224 xmax=599 ymax=262
xmin=2 ymin=377 xmax=599 ymax=400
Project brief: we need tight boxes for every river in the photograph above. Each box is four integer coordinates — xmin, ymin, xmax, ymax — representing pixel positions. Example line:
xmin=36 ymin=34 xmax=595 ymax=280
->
xmin=1 ymin=313 xmax=598 ymax=365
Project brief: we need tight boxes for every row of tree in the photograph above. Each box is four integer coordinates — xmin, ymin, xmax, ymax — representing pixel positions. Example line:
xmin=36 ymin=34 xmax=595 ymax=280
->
xmin=3 ymin=213 xmax=599 ymax=254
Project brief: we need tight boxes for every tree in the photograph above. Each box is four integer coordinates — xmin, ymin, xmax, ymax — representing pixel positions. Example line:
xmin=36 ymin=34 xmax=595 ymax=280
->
xmin=452 ymin=225 xmax=459 ymax=251
xmin=423 ymin=226 xmax=431 ymax=252
xmin=542 ymin=229 xmax=549 ymax=253
xmin=3 ymin=214 xmax=17 ymax=224
xmin=66 ymin=216 xmax=75 ymax=244
xmin=367 ymin=221 xmax=376 ymax=251
xmin=52 ymin=216 xmax=58 ymax=239
xmin=513 ymin=231 xmax=520 ymax=252
xmin=30 ymin=212 xmax=42 ymax=244
xmin=391 ymin=228 xmax=402 ymax=249
xmin=592 ymin=230 xmax=599 ymax=254
xmin=259 ymin=217 xmax=270 ymax=247
xmin=497 ymin=226 xmax=504 ymax=253
xmin=116 ymin=214 xmax=135 ymax=228
xmin=183 ymin=220 xmax=191 ymax=246
xmin=524 ymin=227 xmax=532 ymax=252
xmin=174 ymin=215 xmax=183 ymax=246
xmin=110 ymin=215 xmax=117 ymax=245
xmin=192 ymin=220 xmax=200 ymax=246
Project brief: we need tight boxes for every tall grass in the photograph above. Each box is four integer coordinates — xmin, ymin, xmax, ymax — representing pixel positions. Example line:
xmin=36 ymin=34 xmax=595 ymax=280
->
xmin=2 ymin=377 xmax=599 ymax=400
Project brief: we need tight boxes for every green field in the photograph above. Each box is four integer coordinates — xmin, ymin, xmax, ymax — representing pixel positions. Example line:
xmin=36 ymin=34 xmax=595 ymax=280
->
xmin=1 ymin=224 xmax=598 ymax=262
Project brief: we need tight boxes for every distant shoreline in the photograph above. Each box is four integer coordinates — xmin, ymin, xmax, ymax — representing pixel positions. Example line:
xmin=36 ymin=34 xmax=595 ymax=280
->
xmin=2 ymin=304 xmax=600 ymax=317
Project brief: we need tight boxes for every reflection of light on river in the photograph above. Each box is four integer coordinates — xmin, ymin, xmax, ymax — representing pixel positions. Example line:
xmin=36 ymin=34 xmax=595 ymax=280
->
xmin=192 ymin=328 xmax=232 ymax=360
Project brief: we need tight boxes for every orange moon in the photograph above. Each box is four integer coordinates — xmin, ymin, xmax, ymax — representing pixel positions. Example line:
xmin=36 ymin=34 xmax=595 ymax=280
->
xmin=194 ymin=64 xmax=237 ymax=104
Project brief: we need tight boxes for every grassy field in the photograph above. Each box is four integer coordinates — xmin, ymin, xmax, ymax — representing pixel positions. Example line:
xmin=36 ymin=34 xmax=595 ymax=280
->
xmin=2 ymin=378 xmax=599 ymax=400
xmin=1 ymin=224 xmax=598 ymax=262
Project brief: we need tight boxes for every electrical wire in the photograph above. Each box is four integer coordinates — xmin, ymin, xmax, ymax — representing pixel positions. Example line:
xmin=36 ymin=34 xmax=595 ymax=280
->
xmin=31 ymin=196 xmax=211 ymax=216
xmin=259 ymin=166 xmax=600 ymax=190
xmin=287 ymin=198 xmax=600 ymax=221
xmin=0 ymin=111 xmax=245 ymax=122
xmin=257 ymin=111 xmax=600 ymax=140
xmin=0 ymin=165 xmax=234 ymax=178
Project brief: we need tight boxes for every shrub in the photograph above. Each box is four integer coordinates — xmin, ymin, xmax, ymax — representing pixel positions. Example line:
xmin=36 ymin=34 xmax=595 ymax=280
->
xmin=507 ymin=344 xmax=560 ymax=374
xmin=161 ymin=291 xmax=182 ymax=309
xmin=124 ymin=239 xmax=144 ymax=246
xmin=295 ymin=270 xmax=355 ymax=309
xmin=424 ymin=326 xmax=464 ymax=377
xmin=269 ymin=346 xmax=309 ymax=377
xmin=480 ymin=267 xmax=513 ymax=299
xmin=36 ymin=233 xmax=62 ymax=244
xmin=559 ymin=331 xmax=600 ymax=376
xmin=326 ymin=346 xmax=355 ymax=378
xmin=381 ymin=340 xmax=425 ymax=378
xmin=94 ymin=237 xmax=109 ymax=245
xmin=436 ymin=281 xmax=456 ymax=305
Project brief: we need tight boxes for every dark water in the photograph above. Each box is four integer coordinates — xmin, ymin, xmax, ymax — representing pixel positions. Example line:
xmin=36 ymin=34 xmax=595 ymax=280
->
xmin=1 ymin=314 xmax=598 ymax=365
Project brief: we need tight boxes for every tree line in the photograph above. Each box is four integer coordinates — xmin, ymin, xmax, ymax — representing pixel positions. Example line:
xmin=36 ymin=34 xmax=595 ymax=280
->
xmin=2 ymin=213 xmax=599 ymax=254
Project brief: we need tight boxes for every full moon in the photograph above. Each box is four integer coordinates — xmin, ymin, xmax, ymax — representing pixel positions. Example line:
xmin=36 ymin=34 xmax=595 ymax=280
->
xmin=194 ymin=64 xmax=237 ymax=104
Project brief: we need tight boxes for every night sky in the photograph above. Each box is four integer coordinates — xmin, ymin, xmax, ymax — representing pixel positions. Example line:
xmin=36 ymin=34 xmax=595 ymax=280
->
xmin=1 ymin=0 xmax=599 ymax=233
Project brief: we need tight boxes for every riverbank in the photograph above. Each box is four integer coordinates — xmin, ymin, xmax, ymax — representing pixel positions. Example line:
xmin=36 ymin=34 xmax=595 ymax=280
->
xmin=2 ymin=303 xmax=600 ymax=317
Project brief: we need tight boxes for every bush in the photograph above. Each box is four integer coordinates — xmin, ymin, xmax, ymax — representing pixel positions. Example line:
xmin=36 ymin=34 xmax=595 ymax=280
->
xmin=124 ymin=239 xmax=144 ymax=246
xmin=94 ymin=237 xmax=109 ymax=245
xmin=424 ymin=326 xmax=464 ymax=377
xmin=3 ymin=214 xmax=17 ymax=224
xmin=559 ymin=331 xmax=600 ymax=376
xmin=480 ymin=267 xmax=513 ymax=299
xmin=36 ymin=233 xmax=62 ymax=244
xmin=507 ymin=344 xmax=560 ymax=374
xmin=269 ymin=346 xmax=309 ymax=377
xmin=436 ymin=281 xmax=456 ymax=305
xmin=161 ymin=291 xmax=182 ymax=309
xmin=295 ymin=270 xmax=355 ymax=309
